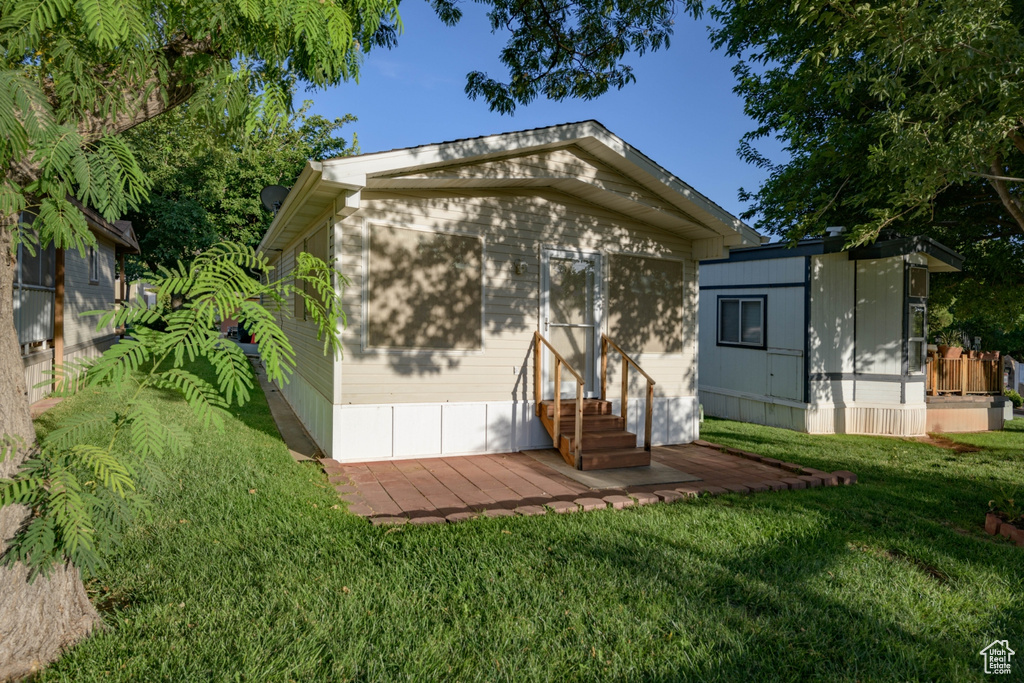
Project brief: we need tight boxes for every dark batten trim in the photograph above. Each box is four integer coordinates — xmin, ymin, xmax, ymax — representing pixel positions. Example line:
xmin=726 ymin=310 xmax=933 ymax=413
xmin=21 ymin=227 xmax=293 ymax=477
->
xmin=699 ymin=282 xmax=806 ymax=290
xmin=701 ymin=240 xmax=834 ymax=263
xmin=809 ymin=372 xmax=925 ymax=383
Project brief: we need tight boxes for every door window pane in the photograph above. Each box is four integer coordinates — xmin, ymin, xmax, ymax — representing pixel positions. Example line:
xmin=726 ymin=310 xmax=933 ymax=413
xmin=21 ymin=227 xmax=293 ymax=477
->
xmin=910 ymin=306 xmax=925 ymax=338
xmin=549 ymin=257 xmax=593 ymax=325
xmin=909 ymin=341 xmax=923 ymax=372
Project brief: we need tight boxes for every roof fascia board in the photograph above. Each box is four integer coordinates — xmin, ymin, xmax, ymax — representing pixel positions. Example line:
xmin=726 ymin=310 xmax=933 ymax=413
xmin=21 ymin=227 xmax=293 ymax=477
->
xmin=701 ymin=240 xmax=828 ymax=263
xmin=576 ymin=131 xmax=759 ymax=245
xmin=320 ymin=124 xmax=596 ymax=181
xmin=321 ymin=122 xmax=760 ymax=247
xmin=846 ymin=236 xmax=963 ymax=271
xmin=257 ymin=162 xmax=324 ymax=254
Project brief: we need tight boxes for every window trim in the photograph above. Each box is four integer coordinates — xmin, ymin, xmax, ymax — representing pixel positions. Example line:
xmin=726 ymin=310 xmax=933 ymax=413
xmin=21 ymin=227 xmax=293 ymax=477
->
xmin=716 ymin=294 xmax=767 ymax=349
xmin=88 ymin=246 xmax=100 ymax=284
xmin=907 ymin=264 xmax=929 ymax=300
xmin=907 ymin=303 xmax=927 ymax=374
xmin=905 ymin=262 xmax=929 ymax=375
xmin=361 ymin=219 xmax=486 ymax=355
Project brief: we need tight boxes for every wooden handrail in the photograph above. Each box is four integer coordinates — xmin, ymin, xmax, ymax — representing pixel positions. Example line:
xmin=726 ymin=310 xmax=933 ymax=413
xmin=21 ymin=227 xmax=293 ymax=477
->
xmin=534 ymin=331 xmax=584 ymax=466
xmin=600 ymin=334 xmax=656 ymax=452
xmin=534 ymin=331 xmax=584 ymax=383
xmin=602 ymin=335 xmax=656 ymax=385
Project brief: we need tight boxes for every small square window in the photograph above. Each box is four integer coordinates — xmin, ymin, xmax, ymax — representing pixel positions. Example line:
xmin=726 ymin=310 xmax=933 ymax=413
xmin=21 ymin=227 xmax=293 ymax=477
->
xmin=718 ymin=297 xmax=765 ymax=348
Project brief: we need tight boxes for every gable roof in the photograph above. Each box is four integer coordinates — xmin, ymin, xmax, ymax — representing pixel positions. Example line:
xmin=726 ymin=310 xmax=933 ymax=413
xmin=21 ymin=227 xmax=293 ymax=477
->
xmin=258 ymin=121 xmax=761 ymax=255
xmin=68 ymin=198 xmax=140 ymax=253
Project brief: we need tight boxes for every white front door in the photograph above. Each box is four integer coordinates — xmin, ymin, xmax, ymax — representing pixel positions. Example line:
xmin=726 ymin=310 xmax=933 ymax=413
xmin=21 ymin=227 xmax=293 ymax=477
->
xmin=540 ymin=247 xmax=602 ymax=398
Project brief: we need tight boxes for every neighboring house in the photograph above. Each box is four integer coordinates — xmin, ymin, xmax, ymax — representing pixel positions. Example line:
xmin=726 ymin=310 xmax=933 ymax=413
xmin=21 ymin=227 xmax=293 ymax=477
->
xmin=1005 ymin=356 xmax=1022 ymax=396
xmin=257 ymin=121 xmax=761 ymax=464
xmin=697 ymin=234 xmax=980 ymax=437
xmin=14 ymin=200 xmax=139 ymax=403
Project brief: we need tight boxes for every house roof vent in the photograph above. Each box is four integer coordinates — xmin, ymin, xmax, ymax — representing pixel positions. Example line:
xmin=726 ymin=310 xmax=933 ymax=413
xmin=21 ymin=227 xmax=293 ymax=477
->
xmin=825 ymin=225 xmax=846 ymax=237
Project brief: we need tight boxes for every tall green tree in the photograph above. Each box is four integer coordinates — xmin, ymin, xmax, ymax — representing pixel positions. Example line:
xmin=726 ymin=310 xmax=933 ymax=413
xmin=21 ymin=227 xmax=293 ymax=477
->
xmin=709 ymin=0 xmax=1024 ymax=346
xmin=122 ymin=104 xmax=357 ymax=276
xmin=0 ymin=0 xmax=683 ymax=674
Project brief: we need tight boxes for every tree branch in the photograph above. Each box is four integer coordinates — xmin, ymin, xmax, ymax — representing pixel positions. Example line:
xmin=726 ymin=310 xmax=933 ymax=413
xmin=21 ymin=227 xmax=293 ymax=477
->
xmin=987 ymin=154 xmax=1024 ymax=236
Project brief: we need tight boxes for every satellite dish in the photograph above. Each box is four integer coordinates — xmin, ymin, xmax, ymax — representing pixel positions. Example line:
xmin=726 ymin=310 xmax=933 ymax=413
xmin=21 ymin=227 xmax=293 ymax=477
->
xmin=260 ymin=185 xmax=290 ymax=214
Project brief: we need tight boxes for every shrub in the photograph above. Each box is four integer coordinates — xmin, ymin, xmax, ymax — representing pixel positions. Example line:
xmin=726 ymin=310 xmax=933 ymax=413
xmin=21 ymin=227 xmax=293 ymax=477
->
xmin=1004 ymin=389 xmax=1023 ymax=409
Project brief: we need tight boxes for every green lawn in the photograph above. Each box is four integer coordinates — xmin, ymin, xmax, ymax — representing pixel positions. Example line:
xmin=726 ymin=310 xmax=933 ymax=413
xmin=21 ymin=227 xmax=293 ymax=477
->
xmin=33 ymin=367 xmax=1024 ymax=682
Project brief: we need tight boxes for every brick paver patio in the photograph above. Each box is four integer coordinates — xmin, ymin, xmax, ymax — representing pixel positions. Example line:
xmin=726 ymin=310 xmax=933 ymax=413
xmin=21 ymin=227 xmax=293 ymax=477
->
xmin=321 ymin=441 xmax=857 ymax=525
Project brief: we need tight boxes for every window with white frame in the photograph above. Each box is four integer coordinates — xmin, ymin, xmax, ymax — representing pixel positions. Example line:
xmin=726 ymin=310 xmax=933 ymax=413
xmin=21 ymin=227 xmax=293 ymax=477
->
xmin=717 ymin=296 xmax=765 ymax=348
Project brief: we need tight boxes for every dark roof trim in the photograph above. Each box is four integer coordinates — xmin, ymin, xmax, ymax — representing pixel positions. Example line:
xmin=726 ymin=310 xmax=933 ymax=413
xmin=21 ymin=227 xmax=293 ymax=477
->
xmin=67 ymin=197 xmax=140 ymax=253
xmin=845 ymin=236 xmax=963 ymax=271
xmin=700 ymin=238 xmax=839 ymax=263
xmin=702 ymin=235 xmax=963 ymax=271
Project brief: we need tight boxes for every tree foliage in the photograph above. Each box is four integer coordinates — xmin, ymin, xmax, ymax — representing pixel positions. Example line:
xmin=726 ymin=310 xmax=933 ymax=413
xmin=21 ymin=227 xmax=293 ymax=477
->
xmin=710 ymin=0 xmax=1024 ymax=346
xmin=122 ymin=104 xmax=358 ymax=275
xmin=0 ymin=242 xmax=344 ymax=577
xmin=460 ymin=0 xmax=691 ymax=114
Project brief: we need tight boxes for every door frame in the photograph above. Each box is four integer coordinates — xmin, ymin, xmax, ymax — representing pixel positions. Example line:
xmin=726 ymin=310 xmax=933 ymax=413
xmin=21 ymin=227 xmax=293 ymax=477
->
xmin=539 ymin=246 xmax=604 ymax=398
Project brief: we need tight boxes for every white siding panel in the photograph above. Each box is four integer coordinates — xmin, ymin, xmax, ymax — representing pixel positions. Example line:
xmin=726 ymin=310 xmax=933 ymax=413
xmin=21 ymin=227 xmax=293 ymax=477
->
xmin=442 ymin=403 xmax=488 ymax=454
xmin=63 ymin=239 xmax=117 ymax=348
xmin=856 ymin=380 xmax=901 ymax=403
xmin=485 ymin=402 xmax=515 ymax=453
xmin=809 ymin=253 xmax=855 ymax=374
xmin=336 ymin=405 xmax=392 ymax=460
xmin=855 ymin=258 xmax=904 ymax=375
xmin=393 ymin=404 xmax=443 ymax=456
xmin=700 ymin=256 xmax=804 ymax=288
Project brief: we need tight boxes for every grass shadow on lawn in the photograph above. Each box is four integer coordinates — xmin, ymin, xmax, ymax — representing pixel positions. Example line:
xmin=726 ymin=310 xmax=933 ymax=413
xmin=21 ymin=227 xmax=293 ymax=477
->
xmin=29 ymin=372 xmax=1024 ymax=682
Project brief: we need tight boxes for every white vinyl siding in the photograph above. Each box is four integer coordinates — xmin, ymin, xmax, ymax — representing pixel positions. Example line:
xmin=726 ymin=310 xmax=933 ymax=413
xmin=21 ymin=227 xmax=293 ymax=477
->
xmin=855 ymin=258 xmax=904 ymax=375
xmin=63 ymin=238 xmax=116 ymax=349
xmin=339 ymin=187 xmax=698 ymax=405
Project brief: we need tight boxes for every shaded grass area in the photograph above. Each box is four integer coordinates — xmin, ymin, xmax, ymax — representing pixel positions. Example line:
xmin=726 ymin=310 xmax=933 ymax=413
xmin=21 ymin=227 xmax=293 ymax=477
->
xmin=35 ymin=372 xmax=1024 ymax=681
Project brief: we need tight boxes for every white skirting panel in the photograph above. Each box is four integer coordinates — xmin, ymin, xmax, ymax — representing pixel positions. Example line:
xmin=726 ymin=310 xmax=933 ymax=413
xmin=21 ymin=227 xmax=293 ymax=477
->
xmin=701 ymin=387 xmax=927 ymax=437
xmin=330 ymin=396 xmax=700 ymax=463
xmin=278 ymin=372 xmax=334 ymax=457
xmin=835 ymin=405 xmax=926 ymax=437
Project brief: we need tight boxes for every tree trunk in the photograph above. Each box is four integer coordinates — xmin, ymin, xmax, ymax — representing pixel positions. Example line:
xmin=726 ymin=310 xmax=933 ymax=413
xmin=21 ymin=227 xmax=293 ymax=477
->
xmin=0 ymin=222 xmax=99 ymax=681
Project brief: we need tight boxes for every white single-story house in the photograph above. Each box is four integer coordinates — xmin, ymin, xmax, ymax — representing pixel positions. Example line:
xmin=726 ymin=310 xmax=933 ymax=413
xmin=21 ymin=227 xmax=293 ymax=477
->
xmin=14 ymin=200 xmax=139 ymax=403
xmin=697 ymin=233 xmax=976 ymax=437
xmin=258 ymin=121 xmax=761 ymax=466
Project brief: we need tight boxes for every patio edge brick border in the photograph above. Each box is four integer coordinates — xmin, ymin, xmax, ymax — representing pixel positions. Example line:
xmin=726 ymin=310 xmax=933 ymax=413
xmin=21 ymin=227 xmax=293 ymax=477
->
xmin=318 ymin=441 xmax=860 ymax=526
xmin=984 ymin=513 xmax=1024 ymax=547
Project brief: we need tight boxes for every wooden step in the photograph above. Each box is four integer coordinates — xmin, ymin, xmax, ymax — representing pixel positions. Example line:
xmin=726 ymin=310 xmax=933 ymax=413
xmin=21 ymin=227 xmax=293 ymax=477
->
xmin=578 ymin=447 xmax=651 ymax=471
xmin=557 ymin=414 xmax=624 ymax=434
xmin=563 ymin=429 xmax=638 ymax=451
xmin=540 ymin=399 xmax=612 ymax=418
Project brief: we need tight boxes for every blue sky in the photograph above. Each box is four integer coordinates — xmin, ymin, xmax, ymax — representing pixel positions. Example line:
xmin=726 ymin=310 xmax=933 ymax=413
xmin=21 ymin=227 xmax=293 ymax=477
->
xmin=307 ymin=1 xmax=785 ymax=221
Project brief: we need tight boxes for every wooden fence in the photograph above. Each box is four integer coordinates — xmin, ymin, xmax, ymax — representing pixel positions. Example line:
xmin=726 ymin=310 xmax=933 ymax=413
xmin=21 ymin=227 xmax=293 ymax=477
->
xmin=927 ymin=356 xmax=1002 ymax=396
